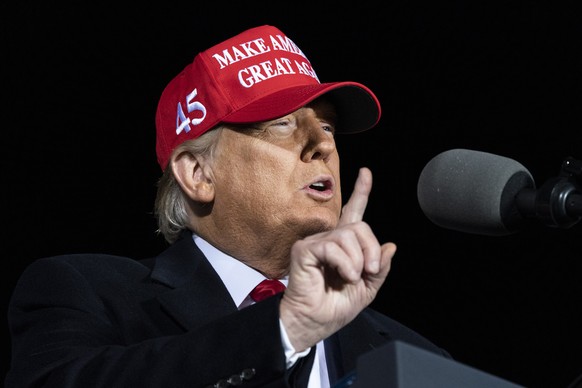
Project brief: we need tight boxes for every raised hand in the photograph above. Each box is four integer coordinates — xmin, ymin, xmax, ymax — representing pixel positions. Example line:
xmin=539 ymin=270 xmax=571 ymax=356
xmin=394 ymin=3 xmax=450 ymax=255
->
xmin=280 ymin=167 xmax=397 ymax=352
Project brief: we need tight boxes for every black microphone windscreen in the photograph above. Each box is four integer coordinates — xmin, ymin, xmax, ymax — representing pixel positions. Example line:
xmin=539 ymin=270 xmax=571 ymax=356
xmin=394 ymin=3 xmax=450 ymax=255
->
xmin=417 ymin=149 xmax=535 ymax=235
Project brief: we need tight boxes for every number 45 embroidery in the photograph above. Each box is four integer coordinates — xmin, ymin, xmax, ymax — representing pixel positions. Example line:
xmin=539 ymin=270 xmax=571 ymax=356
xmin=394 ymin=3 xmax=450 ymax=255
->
xmin=176 ymin=88 xmax=207 ymax=135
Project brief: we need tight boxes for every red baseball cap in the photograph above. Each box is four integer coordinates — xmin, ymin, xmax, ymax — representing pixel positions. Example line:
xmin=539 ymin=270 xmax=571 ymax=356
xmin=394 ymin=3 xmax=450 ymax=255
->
xmin=155 ymin=25 xmax=381 ymax=169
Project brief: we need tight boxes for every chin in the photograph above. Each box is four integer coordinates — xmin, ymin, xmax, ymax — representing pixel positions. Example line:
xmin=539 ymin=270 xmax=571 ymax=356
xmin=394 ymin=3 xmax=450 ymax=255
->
xmin=285 ymin=207 xmax=340 ymax=237
xmin=299 ymin=216 xmax=338 ymax=236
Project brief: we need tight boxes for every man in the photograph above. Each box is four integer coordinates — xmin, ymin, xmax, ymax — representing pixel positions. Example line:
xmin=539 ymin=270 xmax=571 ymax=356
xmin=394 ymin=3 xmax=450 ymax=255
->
xmin=6 ymin=25 xmax=449 ymax=387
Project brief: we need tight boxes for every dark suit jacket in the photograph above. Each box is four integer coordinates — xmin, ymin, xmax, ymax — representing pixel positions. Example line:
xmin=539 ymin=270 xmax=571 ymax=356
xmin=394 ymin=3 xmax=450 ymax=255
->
xmin=6 ymin=232 xmax=450 ymax=387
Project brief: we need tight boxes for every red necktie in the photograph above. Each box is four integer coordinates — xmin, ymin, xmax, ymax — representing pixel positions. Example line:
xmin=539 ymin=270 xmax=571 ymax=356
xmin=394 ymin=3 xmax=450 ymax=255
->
xmin=250 ymin=279 xmax=286 ymax=302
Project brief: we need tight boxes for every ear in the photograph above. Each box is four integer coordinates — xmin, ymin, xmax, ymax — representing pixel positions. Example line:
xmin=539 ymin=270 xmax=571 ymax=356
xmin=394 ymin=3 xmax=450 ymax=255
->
xmin=171 ymin=151 xmax=215 ymax=203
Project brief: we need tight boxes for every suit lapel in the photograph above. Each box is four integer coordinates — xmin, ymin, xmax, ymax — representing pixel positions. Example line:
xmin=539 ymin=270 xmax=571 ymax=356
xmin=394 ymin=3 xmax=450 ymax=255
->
xmin=149 ymin=232 xmax=237 ymax=330
xmin=328 ymin=312 xmax=392 ymax=382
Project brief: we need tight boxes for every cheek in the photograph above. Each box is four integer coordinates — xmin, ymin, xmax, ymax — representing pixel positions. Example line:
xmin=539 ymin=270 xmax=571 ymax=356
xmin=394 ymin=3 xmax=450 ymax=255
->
xmin=215 ymin=150 xmax=290 ymax=202
xmin=244 ymin=159 xmax=294 ymax=202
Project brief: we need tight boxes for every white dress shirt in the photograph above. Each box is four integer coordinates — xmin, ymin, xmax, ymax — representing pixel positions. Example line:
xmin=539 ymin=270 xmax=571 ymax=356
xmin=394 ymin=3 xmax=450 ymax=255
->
xmin=193 ymin=234 xmax=330 ymax=388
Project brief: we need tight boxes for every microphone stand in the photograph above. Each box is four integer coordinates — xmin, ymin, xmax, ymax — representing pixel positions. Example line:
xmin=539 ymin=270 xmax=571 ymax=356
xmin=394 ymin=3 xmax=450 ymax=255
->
xmin=516 ymin=156 xmax=582 ymax=228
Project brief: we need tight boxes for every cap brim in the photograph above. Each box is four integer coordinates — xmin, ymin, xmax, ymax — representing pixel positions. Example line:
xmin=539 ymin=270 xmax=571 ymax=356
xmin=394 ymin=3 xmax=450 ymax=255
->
xmin=221 ymin=82 xmax=381 ymax=133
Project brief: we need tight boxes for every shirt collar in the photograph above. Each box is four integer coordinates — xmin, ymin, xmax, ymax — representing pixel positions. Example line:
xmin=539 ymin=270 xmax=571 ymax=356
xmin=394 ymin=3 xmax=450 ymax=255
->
xmin=192 ymin=234 xmax=288 ymax=309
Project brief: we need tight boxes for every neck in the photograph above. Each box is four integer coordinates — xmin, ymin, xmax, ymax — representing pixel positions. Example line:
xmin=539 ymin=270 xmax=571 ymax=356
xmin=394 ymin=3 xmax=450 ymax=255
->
xmin=196 ymin=228 xmax=295 ymax=279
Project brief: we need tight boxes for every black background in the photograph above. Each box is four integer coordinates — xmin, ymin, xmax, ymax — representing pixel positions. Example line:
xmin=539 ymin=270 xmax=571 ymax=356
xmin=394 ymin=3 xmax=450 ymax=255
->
xmin=2 ymin=2 xmax=581 ymax=387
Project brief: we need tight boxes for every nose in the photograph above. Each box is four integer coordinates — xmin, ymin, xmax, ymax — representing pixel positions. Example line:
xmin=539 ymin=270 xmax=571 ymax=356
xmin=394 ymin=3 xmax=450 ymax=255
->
xmin=300 ymin=119 xmax=336 ymax=163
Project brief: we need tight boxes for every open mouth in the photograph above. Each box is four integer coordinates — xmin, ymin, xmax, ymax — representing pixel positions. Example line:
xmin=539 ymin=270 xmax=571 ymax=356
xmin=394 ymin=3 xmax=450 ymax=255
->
xmin=305 ymin=177 xmax=334 ymax=196
xmin=309 ymin=181 xmax=331 ymax=191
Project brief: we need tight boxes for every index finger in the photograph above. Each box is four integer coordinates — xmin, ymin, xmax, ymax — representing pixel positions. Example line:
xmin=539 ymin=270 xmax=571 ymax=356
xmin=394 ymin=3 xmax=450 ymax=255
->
xmin=338 ymin=167 xmax=373 ymax=226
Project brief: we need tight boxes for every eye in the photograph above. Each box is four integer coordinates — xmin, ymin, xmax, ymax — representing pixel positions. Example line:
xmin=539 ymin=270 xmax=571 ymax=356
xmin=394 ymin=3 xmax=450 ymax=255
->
xmin=272 ymin=119 xmax=291 ymax=127
xmin=321 ymin=122 xmax=335 ymax=135
xmin=264 ymin=116 xmax=297 ymax=136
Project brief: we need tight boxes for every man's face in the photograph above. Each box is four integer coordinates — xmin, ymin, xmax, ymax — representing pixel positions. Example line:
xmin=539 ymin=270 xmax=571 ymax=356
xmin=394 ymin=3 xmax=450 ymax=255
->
xmin=210 ymin=98 xmax=342 ymax=240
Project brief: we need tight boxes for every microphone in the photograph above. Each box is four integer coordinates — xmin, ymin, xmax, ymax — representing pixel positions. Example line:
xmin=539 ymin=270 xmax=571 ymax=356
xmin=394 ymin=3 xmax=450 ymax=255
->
xmin=417 ymin=149 xmax=582 ymax=236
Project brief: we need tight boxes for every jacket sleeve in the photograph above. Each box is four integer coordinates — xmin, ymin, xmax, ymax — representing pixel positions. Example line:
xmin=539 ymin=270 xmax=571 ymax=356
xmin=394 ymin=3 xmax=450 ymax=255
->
xmin=5 ymin=256 xmax=290 ymax=388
